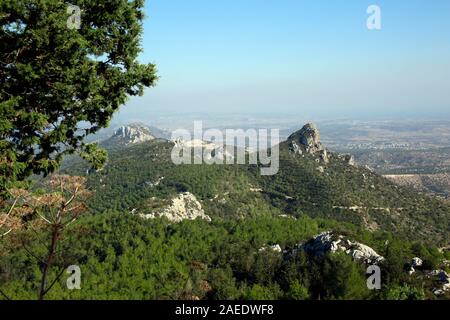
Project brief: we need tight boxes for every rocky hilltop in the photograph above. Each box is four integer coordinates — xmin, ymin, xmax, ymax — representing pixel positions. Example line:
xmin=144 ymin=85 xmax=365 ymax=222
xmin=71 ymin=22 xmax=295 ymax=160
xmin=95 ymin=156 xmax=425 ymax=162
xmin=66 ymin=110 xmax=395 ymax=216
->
xmin=288 ymin=123 xmax=326 ymax=156
xmin=288 ymin=123 xmax=355 ymax=166
xmin=109 ymin=123 xmax=155 ymax=145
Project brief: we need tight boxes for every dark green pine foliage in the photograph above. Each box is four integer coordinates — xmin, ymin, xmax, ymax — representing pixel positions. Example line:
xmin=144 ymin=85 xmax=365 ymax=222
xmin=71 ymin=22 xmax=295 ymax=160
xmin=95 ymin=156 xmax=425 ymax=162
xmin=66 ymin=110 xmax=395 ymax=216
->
xmin=0 ymin=0 xmax=157 ymax=191
xmin=1 ymin=213 xmax=446 ymax=300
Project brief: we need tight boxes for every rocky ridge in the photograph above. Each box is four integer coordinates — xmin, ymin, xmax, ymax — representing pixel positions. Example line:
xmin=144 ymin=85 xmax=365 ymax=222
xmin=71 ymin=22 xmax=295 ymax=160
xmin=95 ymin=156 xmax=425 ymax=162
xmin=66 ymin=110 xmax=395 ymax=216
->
xmin=112 ymin=123 xmax=155 ymax=145
xmin=172 ymin=138 xmax=235 ymax=162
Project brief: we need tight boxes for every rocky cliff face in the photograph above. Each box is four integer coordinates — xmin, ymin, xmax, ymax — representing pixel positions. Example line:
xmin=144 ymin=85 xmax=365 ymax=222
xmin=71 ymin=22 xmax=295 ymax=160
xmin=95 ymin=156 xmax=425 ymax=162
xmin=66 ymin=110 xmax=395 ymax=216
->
xmin=288 ymin=123 xmax=356 ymax=166
xmin=288 ymin=123 xmax=330 ymax=163
xmin=137 ymin=192 xmax=211 ymax=223
xmin=112 ymin=124 xmax=155 ymax=145
xmin=288 ymin=123 xmax=327 ymax=159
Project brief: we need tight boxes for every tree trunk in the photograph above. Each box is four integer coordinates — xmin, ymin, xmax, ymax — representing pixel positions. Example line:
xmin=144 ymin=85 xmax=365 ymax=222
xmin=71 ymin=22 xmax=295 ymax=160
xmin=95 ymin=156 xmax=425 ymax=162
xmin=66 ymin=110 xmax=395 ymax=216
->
xmin=38 ymin=224 xmax=59 ymax=300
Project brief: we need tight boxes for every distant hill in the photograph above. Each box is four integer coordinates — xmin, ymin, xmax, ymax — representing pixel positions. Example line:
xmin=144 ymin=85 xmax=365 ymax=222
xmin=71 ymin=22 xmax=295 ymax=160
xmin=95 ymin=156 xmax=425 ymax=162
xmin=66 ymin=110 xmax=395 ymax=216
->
xmin=83 ymin=123 xmax=172 ymax=144
xmin=148 ymin=125 xmax=172 ymax=140
xmin=348 ymin=148 xmax=450 ymax=174
xmin=384 ymin=173 xmax=450 ymax=199
xmin=102 ymin=123 xmax=156 ymax=147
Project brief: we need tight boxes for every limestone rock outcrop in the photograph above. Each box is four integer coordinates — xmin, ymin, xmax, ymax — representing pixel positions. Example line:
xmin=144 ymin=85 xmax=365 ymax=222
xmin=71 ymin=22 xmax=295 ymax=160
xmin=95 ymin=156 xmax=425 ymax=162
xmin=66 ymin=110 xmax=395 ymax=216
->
xmin=288 ymin=123 xmax=328 ymax=162
xmin=112 ymin=124 xmax=155 ymax=145
xmin=338 ymin=154 xmax=357 ymax=166
xmin=429 ymin=270 xmax=450 ymax=296
xmin=259 ymin=244 xmax=283 ymax=253
xmin=408 ymin=257 xmax=423 ymax=275
xmin=288 ymin=123 xmax=357 ymax=166
xmin=172 ymin=139 xmax=234 ymax=162
xmin=138 ymin=192 xmax=211 ymax=223
xmin=293 ymin=231 xmax=385 ymax=265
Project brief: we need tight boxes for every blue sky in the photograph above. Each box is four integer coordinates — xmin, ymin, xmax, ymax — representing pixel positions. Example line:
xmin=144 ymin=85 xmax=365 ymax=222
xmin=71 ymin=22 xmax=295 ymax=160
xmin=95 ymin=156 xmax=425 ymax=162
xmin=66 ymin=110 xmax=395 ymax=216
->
xmin=117 ymin=0 xmax=450 ymax=121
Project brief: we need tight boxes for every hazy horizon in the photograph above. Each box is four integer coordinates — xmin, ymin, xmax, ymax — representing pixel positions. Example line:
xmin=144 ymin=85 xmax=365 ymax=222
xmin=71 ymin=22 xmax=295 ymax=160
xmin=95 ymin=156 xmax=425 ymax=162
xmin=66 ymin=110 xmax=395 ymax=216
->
xmin=112 ymin=0 xmax=450 ymax=123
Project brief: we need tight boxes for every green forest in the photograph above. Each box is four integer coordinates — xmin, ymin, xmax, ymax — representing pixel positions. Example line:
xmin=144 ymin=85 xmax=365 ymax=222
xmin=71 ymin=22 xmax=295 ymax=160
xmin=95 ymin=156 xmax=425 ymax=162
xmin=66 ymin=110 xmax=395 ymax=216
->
xmin=1 ymin=213 xmax=448 ymax=300
xmin=1 ymin=139 xmax=449 ymax=300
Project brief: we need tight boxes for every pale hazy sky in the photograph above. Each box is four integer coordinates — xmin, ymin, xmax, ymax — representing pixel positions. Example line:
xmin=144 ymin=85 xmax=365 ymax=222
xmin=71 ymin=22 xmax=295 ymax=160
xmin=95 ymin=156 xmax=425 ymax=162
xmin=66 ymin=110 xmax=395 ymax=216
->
xmin=115 ymin=0 xmax=450 ymax=122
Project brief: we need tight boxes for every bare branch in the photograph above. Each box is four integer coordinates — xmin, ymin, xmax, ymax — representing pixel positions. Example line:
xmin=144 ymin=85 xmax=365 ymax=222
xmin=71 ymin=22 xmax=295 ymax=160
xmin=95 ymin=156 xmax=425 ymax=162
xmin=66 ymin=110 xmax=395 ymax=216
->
xmin=36 ymin=211 xmax=52 ymax=224
xmin=6 ymin=197 xmax=18 ymax=216
xmin=21 ymin=242 xmax=48 ymax=265
xmin=41 ymin=266 xmax=67 ymax=298
xmin=1 ymin=229 xmax=12 ymax=237
xmin=0 ymin=288 xmax=11 ymax=300
xmin=64 ymin=186 xmax=80 ymax=207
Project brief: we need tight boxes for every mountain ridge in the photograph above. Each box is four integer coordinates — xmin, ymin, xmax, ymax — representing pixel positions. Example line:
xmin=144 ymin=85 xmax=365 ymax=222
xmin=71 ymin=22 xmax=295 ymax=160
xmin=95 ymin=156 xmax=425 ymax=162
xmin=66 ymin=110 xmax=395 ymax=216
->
xmin=103 ymin=123 xmax=156 ymax=146
xmin=60 ymin=123 xmax=450 ymax=244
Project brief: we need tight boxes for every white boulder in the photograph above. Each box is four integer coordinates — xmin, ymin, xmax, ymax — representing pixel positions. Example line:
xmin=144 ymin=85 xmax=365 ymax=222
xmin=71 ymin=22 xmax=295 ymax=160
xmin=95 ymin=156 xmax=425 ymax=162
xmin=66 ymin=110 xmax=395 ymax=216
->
xmin=138 ymin=192 xmax=211 ymax=223
xmin=296 ymin=231 xmax=384 ymax=265
xmin=259 ymin=244 xmax=283 ymax=253
xmin=408 ymin=257 xmax=423 ymax=275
